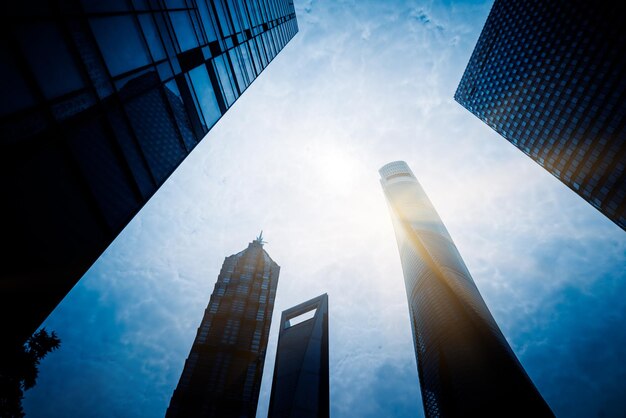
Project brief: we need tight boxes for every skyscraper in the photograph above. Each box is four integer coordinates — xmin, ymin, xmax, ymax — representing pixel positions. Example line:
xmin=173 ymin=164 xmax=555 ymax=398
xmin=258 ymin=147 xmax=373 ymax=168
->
xmin=166 ymin=234 xmax=280 ymax=418
xmin=379 ymin=161 xmax=553 ymax=417
xmin=455 ymin=0 xmax=626 ymax=230
xmin=268 ymin=294 xmax=329 ymax=418
xmin=0 ymin=0 xmax=297 ymax=347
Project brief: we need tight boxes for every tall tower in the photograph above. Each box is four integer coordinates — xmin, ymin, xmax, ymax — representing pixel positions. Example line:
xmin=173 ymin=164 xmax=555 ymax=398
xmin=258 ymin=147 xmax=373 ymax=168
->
xmin=166 ymin=234 xmax=280 ymax=418
xmin=455 ymin=0 xmax=625 ymax=230
xmin=268 ymin=294 xmax=329 ymax=418
xmin=1 ymin=0 xmax=298 ymax=348
xmin=379 ymin=161 xmax=553 ymax=417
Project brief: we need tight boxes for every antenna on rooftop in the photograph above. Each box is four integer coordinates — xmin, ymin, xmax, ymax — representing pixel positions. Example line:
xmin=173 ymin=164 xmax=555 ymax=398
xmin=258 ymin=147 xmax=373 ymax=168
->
xmin=255 ymin=230 xmax=267 ymax=245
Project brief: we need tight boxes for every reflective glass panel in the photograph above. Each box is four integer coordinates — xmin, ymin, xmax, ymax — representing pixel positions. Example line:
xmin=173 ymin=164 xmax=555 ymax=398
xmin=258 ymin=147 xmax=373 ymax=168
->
xmin=188 ymin=65 xmax=221 ymax=128
xmin=214 ymin=0 xmax=232 ymax=37
xmin=90 ymin=16 xmax=151 ymax=76
xmin=197 ymin=1 xmax=218 ymax=42
xmin=238 ymin=43 xmax=256 ymax=81
xmin=228 ymin=49 xmax=247 ymax=91
xmin=170 ymin=11 xmax=199 ymax=52
xmin=165 ymin=79 xmax=196 ymax=149
xmin=226 ymin=0 xmax=241 ymax=33
xmin=138 ymin=14 xmax=167 ymax=60
xmin=213 ymin=54 xmax=237 ymax=106
xmin=16 ymin=22 xmax=85 ymax=99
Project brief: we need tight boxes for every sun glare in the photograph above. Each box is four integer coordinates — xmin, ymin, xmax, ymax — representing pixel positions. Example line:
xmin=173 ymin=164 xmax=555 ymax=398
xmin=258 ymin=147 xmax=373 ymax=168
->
xmin=312 ymin=143 xmax=361 ymax=191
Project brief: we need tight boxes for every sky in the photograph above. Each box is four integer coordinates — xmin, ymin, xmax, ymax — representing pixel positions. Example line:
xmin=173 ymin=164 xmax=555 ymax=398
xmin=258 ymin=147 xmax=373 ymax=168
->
xmin=23 ymin=0 xmax=626 ymax=417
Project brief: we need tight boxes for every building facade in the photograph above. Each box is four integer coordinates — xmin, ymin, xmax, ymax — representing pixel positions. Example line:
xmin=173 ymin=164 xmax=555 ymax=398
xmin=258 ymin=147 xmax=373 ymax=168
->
xmin=379 ymin=161 xmax=553 ymax=417
xmin=0 ymin=0 xmax=297 ymax=346
xmin=166 ymin=234 xmax=280 ymax=417
xmin=268 ymin=294 xmax=329 ymax=418
xmin=455 ymin=0 xmax=626 ymax=230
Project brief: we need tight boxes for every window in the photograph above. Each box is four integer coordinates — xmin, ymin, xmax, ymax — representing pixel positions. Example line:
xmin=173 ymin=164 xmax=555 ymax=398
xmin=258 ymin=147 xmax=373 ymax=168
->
xmin=213 ymin=0 xmax=233 ymax=37
xmin=107 ymin=109 xmax=155 ymax=198
xmin=226 ymin=0 xmax=241 ymax=33
xmin=16 ymin=22 xmax=85 ymax=99
xmin=256 ymin=309 xmax=264 ymax=321
xmin=248 ymin=0 xmax=260 ymax=26
xmin=250 ymin=330 xmax=262 ymax=351
xmin=170 ymin=11 xmax=199 ymax=52
xmin=213 ymin=54 xmax=237 ymax=106
xmin=247 ymin=39 xmax=262 ymax=74
xmin=187 ymin=64 xmax=221 ymax=128
xmin=197 ymin=1 xmax=218 ymax=42
xmin=231 ymin=299 xmax=245 ymax=313
xmin=235 ymin=0 xmax=251 ymax=30
xmin=124 ymin=82 xmax=186 ymax=183
xmin=255 ymin=36 xmax=267 ymax=67
xmin=197 ymin=319 xmax=212 ymax=343
xmin=138 ymin=14 xmax=167 ymax=60
xmin=90 ymin=16 xmax=151 ymax=76
xmin=229 ymin=48 xmax=247 ymax=91
xmin=178 ymin=352 xmax=199 ymax=386
xmin=242 ymin=364 xmax=256 ymax=399
xmin=164 ymin=79 xmax=196 ymax=149
xmin=236 ymin=284 xmax=249 ymax=295
xmin=221 ymin=319 xmax=240 ymax=344
xmin=67 ymin=118 xmax=139 ymax=230
xmin=238 ymin=43 xmax=256 ymax=81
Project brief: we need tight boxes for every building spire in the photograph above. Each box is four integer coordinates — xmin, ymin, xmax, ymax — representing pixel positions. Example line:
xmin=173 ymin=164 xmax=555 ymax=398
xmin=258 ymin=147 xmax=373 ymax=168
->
xmin=255 ymin=230 xmax=267 ymax=246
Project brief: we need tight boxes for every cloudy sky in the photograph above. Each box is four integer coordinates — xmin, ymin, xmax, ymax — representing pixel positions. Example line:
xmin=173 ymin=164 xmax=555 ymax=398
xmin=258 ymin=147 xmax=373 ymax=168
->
xmin=24 ymin=0 xmax=626 ymax=417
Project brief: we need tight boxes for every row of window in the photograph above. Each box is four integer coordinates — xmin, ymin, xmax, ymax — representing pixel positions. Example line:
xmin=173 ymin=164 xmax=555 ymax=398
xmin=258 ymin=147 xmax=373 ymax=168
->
xmin=196 ymin=313 xmax=268 ymax=349
xmin=1 ymin=2 xmax=296 ymax=120
xmin=457 ymin=0 xmax=626 ymax=222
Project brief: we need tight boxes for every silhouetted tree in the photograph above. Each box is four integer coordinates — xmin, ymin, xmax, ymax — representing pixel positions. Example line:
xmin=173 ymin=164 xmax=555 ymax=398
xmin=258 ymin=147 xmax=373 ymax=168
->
xmin=0 ymin=329 xmax=60 ymax=418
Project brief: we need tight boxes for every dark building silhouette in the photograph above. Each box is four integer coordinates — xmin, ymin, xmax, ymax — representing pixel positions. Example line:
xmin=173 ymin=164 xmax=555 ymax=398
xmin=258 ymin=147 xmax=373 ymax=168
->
xmin=166 ymin=234 xmax=280 ymax=418
xmin=268 ymin=294 xmax=329 ymax=418
xmin=0 ymin=0 xmax=298 ymax=347
xmin=380 ymin=161 xmax=553 ymax=417
xmin=455 ymin=0 xmax=626 ymax=230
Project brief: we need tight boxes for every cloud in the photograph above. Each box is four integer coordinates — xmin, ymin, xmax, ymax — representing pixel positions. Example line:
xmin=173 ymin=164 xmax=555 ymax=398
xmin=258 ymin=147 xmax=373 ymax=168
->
xmin=409 ymin=7 xmax=445 ymax=32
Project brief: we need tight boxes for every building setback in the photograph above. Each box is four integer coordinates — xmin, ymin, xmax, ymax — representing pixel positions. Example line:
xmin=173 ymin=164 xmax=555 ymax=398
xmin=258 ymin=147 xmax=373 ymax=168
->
xmin=166 ymin=234 xmax=280 ymax=417
xmin=455 ymin=0 xmax=626 ymax=230
xmin=379 ymin=161 xmax=553 ymax=417
xmin=268 ymin=294 xmax=329 ymax=418
xmin=0 ymin=0 xmax=297 ymax=347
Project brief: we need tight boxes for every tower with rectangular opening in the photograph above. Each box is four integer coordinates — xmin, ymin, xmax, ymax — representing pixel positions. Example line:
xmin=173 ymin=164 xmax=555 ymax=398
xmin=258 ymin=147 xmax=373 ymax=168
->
xmin=268 ymin=293 xmax=329 ymax=418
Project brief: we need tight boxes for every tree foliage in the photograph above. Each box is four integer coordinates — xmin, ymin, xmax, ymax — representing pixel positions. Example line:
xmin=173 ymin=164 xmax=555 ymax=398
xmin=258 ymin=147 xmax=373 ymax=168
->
xmin=0 ymin=329 xmax=61 ymax=418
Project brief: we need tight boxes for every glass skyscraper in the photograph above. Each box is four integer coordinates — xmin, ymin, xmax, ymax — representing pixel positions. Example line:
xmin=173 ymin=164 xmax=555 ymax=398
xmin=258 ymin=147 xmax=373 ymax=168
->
xmin=0 ymin=0 xmax=297 ymax=347
xmin=455 ymin=0 xmax=625 ymax=230
xmin=379 ymin=161 xmax=553 ymax=417
xmin=268 ymin=293 xmax=329 ymax=418
xmin=166 ymin=234 xmax=280 ymax=417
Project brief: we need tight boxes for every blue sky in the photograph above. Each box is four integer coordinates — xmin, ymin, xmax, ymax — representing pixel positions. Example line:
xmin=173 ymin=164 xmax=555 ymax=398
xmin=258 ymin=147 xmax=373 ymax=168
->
xmin=24 ymin=1 xmax=626 ymax=417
